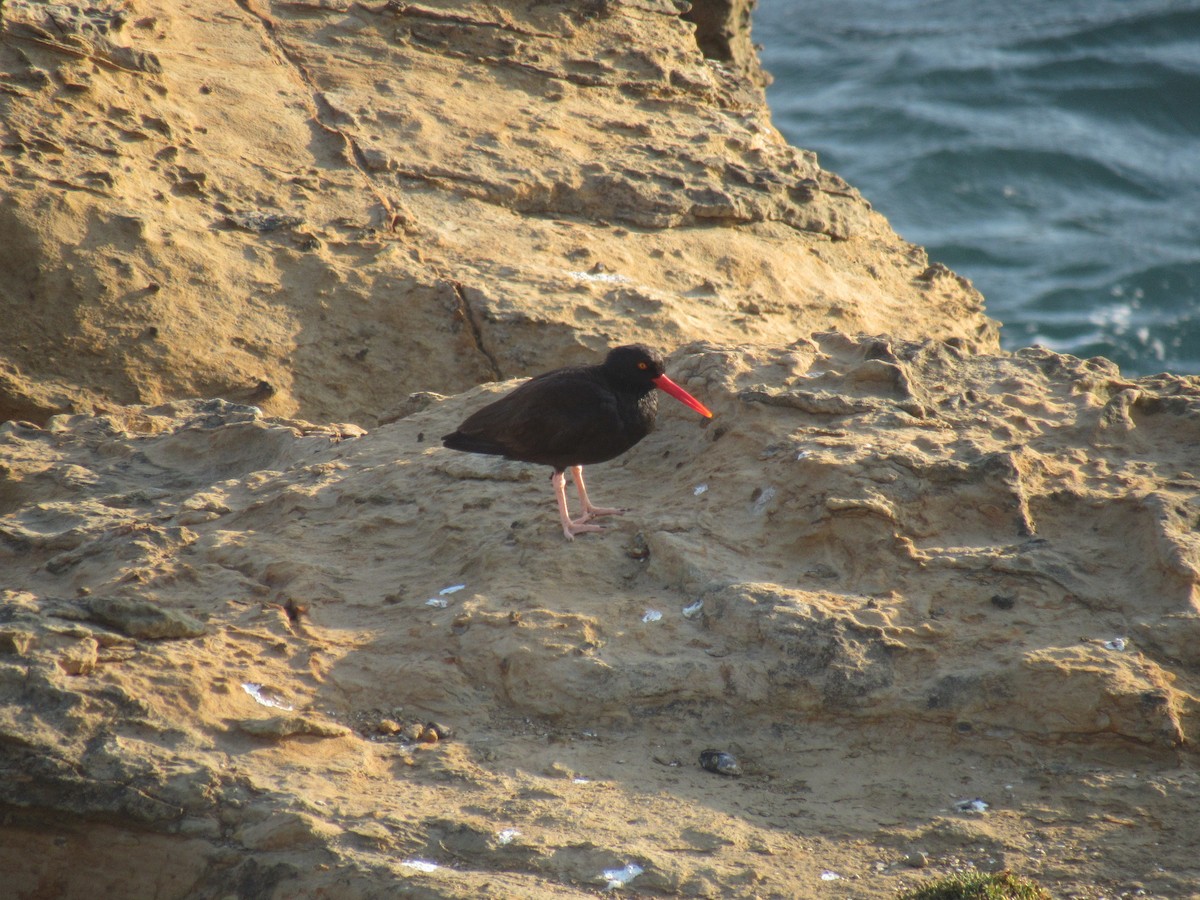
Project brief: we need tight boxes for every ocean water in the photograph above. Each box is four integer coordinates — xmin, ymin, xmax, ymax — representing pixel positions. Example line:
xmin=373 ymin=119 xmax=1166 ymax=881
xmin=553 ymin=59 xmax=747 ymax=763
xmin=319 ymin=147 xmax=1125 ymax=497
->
xmin=755 ymin=0 xmax=1200 ymax=375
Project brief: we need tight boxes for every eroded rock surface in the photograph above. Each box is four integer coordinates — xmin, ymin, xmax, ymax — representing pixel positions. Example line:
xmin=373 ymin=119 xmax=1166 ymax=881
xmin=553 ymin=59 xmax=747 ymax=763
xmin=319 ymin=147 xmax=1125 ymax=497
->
xmin=3 ymin=1 xmax=1195 ymax=897
xmin=0 ymin=0 xmax=993 ymax=427
xmin=3 ymin=338 xmax=1199 ymax=898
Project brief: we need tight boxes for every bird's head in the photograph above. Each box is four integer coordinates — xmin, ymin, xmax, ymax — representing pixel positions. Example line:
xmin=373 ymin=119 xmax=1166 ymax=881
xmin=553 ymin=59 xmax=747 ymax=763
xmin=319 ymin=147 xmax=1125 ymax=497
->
xmin=605 ymin=344 xmax=713 ymax=418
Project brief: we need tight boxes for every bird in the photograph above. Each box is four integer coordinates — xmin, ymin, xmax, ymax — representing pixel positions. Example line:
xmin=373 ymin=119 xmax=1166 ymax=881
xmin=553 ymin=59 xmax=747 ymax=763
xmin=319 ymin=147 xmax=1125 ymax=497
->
xmin=442 ymin=344 xmax=713 ymax=540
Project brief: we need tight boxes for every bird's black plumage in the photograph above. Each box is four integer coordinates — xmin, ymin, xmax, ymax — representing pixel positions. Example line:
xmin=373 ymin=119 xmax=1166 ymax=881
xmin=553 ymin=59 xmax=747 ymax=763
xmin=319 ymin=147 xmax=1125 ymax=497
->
xmin=442 ymin=344 xmax=668 ymax=471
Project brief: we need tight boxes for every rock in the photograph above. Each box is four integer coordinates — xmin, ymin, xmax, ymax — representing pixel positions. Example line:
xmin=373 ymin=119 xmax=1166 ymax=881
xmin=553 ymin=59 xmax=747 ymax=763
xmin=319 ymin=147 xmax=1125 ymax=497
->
xmin=236 ymin=716 xmax=352 ymax=740
xmin=57 ymin=638 xmax=98 ymax=676
xmin=235 ymin=812 xmax=343 ymax=851
xmin=699 ymin=749 xmax=743 ymax=777
xmin=544 ymin=761 xmax=576 ymax=780
xmin=0 ymin=2 xmax=1194 ymax=897
xmin=0 ymin=0 xmax=993 ymax=429
xmin=85 ymin=596 xmax=207 ymax=640
xmin=4 ymin=327 xmax=1199 ymax=900
xmin=0 ymin=630 xmax=35 ymax=656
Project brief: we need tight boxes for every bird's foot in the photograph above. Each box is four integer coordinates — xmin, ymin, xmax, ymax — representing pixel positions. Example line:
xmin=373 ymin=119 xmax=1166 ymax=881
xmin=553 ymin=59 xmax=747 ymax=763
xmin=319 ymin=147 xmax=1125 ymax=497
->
xmin=579 ymin=505 xmax=628 ymax=521
xmin=562 ymin=519 xmax=606 ymax=541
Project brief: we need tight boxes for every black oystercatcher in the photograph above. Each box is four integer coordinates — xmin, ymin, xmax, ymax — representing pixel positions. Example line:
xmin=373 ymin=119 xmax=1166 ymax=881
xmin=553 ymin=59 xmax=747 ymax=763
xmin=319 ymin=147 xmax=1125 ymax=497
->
xmin=442 ymin=344 xmax=712 ymax=540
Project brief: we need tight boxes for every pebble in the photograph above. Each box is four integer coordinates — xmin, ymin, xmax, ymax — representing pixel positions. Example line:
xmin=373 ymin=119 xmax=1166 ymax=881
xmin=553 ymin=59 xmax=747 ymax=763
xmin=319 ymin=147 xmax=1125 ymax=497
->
xmin=625 ymin=532 xmax=650 ymax=560
xmin=417 ymin=726 xmax=440 ymax=744
xmin=699 ymin=749 xmax=742 ymax=776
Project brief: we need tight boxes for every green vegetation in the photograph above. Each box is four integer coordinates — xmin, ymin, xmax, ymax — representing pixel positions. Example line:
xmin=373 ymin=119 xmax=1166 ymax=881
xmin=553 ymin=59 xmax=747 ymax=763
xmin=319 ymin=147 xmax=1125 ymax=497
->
xmin=897 ymin=871 xmax=1053 ymax=900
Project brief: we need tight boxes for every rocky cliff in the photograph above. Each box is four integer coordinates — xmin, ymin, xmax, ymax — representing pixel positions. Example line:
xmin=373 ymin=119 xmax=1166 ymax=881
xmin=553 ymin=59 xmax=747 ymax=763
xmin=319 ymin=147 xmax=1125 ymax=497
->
xmin=1 ymin=0 xmax=991 ymax=426
xmin=2 ymin=2 xmax=1198 ymax=899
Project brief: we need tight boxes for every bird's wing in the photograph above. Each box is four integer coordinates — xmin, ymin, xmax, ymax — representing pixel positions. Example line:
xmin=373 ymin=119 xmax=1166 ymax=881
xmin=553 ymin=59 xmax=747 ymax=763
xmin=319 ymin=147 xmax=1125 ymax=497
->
xmin=455 ymin=374 xmax=622 ymax=464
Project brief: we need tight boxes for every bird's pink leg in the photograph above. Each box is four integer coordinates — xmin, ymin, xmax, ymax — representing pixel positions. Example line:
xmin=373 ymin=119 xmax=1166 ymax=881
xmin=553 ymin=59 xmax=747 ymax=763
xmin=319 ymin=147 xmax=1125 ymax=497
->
xmin=570 ymin=466 xmax=627 ymax=520
xmin=553 ymin=470 xmax=604 ymax=540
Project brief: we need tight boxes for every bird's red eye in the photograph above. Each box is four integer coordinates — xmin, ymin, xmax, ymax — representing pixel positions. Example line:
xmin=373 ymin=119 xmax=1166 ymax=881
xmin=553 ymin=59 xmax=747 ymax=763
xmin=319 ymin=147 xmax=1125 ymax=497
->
xmin=638 ymin=362 xmax=648 ymax=370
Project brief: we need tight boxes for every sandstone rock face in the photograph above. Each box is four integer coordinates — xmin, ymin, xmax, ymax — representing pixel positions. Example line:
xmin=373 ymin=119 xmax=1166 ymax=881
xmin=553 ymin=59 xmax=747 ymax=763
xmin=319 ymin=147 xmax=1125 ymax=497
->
xmin=3 ymin=339 xmax=1199 ymax=897
xmin=0 ymin=0 xmax=992 ymax=427
xmin=3 ymin=2 xmax=1198 ymax=898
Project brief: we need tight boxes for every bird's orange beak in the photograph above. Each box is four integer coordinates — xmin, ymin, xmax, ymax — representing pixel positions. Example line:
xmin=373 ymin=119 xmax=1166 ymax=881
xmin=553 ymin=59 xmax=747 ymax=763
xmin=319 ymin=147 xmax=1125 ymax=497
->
xmin=652 ymin=374 xmax=713 ymax=418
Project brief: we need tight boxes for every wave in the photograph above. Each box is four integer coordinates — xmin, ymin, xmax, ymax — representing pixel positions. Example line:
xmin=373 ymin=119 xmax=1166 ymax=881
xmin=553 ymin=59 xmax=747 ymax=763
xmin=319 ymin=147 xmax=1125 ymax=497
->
xmin=755 ymin=0 xmax=1200 ymax=374
xmin=902 ymin=145 xmax=1165 ymax=208
xmin=1008 ymin=7 xmax=1200 ymax=55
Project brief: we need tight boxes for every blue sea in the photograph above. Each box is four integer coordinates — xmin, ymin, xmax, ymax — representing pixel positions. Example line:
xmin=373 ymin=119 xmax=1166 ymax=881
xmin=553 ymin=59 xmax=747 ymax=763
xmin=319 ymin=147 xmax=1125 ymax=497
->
xmin=755 ymin=0 xmax=1200 ymax=376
